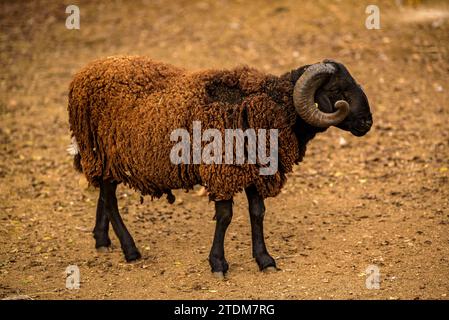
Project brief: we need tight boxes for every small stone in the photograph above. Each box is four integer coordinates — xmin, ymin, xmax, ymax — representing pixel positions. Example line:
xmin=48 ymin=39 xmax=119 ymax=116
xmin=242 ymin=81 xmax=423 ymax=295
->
xmin=434 ymin=84 xmax=443 ymax=92
xmin=338 ymin=136 xmax=348 ymax=147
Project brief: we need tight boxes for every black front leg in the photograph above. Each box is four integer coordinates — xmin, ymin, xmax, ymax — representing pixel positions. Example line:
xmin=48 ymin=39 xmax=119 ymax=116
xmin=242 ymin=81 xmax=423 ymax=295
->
xmin=208 ymin=199 xmax=233 ymax=278
xmin=245 ymin=185 xmax=277 ymax=272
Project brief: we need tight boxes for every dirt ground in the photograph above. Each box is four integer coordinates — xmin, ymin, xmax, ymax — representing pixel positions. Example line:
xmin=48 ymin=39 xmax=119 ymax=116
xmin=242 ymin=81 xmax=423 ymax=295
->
xmin=0 ymin=0 xmax=448 ymax=300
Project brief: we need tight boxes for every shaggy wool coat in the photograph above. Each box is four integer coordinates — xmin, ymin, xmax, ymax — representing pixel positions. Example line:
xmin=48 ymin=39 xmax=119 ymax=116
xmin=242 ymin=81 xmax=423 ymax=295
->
xmin=68 ymin=56 xmax=309 ymax=200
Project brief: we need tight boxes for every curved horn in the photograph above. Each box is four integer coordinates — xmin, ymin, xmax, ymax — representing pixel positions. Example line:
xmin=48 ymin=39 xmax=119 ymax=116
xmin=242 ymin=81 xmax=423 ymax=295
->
xmin=293 ymin=63 xmax=349 ymax=127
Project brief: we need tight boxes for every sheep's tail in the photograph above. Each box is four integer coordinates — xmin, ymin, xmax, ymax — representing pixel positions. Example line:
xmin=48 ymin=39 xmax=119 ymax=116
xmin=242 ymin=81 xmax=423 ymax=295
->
xmin=67 ymin=136 xmax=83 ymax=173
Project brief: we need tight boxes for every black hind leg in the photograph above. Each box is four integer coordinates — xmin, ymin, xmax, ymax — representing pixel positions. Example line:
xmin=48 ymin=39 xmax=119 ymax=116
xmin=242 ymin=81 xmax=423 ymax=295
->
xmin=100 ymin=180 xmax=141 ymax=262
xmin=93 ymin=190 xmax=111 ymax=250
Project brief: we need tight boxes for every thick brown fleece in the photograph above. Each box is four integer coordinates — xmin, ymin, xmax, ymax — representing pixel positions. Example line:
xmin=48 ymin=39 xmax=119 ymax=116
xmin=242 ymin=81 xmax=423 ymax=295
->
xmin=68 ymin=56 xmax=305 ymax=200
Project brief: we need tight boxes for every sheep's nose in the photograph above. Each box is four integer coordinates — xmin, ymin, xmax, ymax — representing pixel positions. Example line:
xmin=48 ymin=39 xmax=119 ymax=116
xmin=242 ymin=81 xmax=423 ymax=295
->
xmin=360 ymin=117 xmax=372 ymax=130
xmin=364 ymin=118 xmax=373 ymax=127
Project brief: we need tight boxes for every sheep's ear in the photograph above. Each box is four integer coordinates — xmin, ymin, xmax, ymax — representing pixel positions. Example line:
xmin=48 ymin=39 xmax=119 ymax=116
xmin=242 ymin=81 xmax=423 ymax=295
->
xmin=314 ymin=90 xmax=333 ymax=113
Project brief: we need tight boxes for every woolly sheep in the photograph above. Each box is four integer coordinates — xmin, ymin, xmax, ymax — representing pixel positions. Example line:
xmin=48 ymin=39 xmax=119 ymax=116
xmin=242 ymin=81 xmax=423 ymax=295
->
xmin=68 ymin=56 xmax=372 ymax=277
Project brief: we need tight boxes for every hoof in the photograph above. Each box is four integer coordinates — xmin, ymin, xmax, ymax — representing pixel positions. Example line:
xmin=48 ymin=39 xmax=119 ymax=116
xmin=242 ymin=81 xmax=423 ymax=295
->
xmin=208 ymin=255 xmax=229 ymax=274
xmin=96 ymin=246 xmax=112 ymax=253
xmin=212 ymin=271 xmax=225 ymax=280
xmin=262 ymin=266 xmax=278 ymax=273
xmin=124 ymin=249 xmax=141 ymax=262
xmin=256 ymin=255 xmax=277 ymax=271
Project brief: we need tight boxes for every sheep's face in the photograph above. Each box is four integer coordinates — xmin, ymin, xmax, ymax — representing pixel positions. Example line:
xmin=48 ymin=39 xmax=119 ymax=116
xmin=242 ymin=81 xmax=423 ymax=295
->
xmin=313 ymin=61 xmax=373 ymax=137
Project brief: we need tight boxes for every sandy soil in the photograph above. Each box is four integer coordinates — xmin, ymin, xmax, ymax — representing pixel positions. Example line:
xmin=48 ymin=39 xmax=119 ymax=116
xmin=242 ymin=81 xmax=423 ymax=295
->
xmin=0 ymin=0 xmax=448 ymax=300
